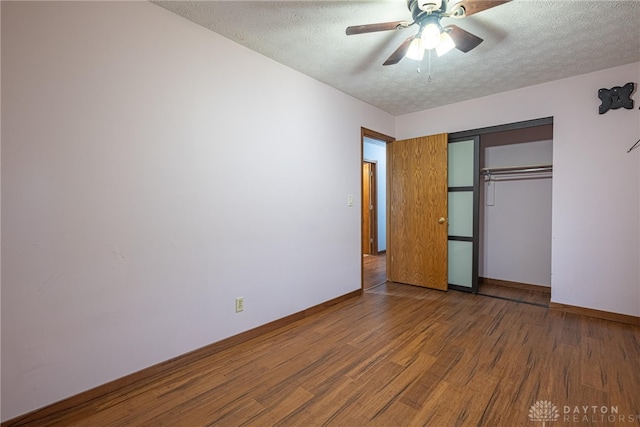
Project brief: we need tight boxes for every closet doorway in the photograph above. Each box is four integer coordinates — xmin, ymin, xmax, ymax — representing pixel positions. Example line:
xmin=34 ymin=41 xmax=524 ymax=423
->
xmin=447 ymin=117 xmax=553 ymax=306
xmin=477 ymin=124 xmax=553 ymax=306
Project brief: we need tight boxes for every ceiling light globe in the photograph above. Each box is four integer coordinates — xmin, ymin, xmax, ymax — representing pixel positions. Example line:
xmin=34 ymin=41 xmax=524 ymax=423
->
xmin=406 ymin=38 xmax=425 ymax=61
xmin=421 ymin=23 xmax=441 ymax=50
xmin=436 ymin=31 xmax=456 ymax=56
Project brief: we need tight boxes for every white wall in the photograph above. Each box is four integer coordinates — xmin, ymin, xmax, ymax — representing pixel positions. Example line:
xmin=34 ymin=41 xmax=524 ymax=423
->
xmin=363 ymin=138 xmax=387 ymax=252
xmin=0 ymin=1 xmax=3 ymax=412
xmin=0 ymin=1 xmax=395 ymax=420
xmin=480 ymin=140 xmax=553 ymax=286
xmin=397 ymin=61 xmax=640 ymax=317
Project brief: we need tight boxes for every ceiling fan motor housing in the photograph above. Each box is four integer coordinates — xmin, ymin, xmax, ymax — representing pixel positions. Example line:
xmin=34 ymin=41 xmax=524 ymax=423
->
xmin=408 ymin=0 xmax=447 ymax=15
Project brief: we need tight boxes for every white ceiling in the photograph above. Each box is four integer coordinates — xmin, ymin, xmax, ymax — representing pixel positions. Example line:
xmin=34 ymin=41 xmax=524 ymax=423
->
xmin=152 ymin=0 xmax=640 ymax=116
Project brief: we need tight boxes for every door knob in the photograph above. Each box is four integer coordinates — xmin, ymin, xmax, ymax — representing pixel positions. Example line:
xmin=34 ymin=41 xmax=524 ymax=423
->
xmin=438 ymin=217 xmax=447 ymax=224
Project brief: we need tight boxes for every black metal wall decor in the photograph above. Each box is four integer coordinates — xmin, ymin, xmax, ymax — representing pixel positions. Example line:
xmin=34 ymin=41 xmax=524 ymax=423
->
xmin=598 ymin=82 xmax=635 ymax=114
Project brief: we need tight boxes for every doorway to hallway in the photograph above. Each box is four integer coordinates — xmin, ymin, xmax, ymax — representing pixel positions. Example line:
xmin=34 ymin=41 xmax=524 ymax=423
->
xmin=361 ymin=128 xmax=393 ymax=290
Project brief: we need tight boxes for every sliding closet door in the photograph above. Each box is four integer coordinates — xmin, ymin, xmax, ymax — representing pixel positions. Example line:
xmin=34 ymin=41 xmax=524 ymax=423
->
xmin=447 ymin=137 xmax=479 ymax=292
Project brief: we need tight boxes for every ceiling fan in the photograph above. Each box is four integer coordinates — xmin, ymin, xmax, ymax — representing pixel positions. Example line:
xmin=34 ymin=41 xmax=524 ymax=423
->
xmin=346 ymin=0 xmax=511 ymax=65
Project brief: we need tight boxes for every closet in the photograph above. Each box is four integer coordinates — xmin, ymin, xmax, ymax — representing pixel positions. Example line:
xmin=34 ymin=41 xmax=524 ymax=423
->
xmin=447 ymin=118 xmax=553 ymax=303
xmin=477 ymin=124 xmax=553 ymax=303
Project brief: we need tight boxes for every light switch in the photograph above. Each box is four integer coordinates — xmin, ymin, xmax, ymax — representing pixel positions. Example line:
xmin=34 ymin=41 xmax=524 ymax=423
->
xmin=347 ymin=195 xmax=354 ymax=207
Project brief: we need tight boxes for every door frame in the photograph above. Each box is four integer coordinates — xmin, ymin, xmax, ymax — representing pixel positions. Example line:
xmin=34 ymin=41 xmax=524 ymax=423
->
xmin=362 ymin=160 xmax=378 ymax=255
xmin=361 ymin=128 xmax=394 ymax=290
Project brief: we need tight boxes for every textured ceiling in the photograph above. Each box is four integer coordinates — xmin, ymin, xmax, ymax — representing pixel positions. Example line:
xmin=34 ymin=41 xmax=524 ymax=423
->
xmin=152 ymin=0 xmax=640 ymax=116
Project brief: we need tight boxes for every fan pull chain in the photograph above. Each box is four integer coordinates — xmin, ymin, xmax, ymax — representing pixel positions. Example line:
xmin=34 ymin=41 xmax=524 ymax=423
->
xmin=416 ymin=51 xmax=433 ymax=81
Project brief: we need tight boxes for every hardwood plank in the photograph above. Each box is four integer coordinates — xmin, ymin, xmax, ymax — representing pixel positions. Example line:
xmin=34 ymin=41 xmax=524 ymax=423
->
xmin=363 ymin=253 xmax=386 ymax=289
xmin=5 ymin=282 xmax=640 ymax=427
xmin=2 ymin=290 xmax=360 ymax=427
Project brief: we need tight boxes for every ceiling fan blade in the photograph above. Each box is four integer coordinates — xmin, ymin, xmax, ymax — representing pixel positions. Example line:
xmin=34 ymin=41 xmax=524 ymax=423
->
xmin=383 ymin=36 xmax=414 ymax=66
xmin=445 ymin=25 xmax=483 ymax=53
xmin=346 ymin=21 xmax=409 ymax=35
xmin=453 ymin=0 xmax=511 ymax=17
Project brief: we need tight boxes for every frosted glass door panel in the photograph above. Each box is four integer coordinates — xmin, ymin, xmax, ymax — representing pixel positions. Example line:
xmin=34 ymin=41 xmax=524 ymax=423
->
xmin=448 ymin=140 xmax=475 ymax=187
xmin=447 ymin=136 xmax=477 ymax=291
xmin=448 ymin=191 xmax=473 ymax=237
xmin=448 ymin=240 xmax=473 ymax=288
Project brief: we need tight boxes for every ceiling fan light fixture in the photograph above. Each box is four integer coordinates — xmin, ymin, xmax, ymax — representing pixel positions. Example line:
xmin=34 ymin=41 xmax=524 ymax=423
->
xmin=406 ymin=38 xmax=425 ymax=60
xmin=435 ymin=31 xmax=455 ymax=56
xmin=421 ymin=23 xmax=441 ymax=50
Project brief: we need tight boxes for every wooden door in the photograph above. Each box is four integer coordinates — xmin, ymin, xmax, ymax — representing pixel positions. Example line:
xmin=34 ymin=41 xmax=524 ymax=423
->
xmin=388 ymin=134 xmax=448 ymax=290
xmin=362 ymin=161 xmax=376 ymax=255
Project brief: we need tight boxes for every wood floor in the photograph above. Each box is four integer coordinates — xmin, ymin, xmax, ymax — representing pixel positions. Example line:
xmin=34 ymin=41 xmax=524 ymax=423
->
xmin=16 ymin=282 xmax=640 ymax=426
xmin=362 ymin=253 xmax=551 ymax=307
xmin=363 ymin=253 xmax=386 ymax=290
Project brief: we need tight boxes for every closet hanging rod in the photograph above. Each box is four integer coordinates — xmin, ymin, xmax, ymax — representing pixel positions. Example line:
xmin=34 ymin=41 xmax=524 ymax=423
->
xmin=481 ymin=164 xmax=552 ymax=175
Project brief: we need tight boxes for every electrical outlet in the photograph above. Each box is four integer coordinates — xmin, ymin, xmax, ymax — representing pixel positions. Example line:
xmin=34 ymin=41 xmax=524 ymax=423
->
xmin=235 ymin=297 xmax=244 ymax=313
